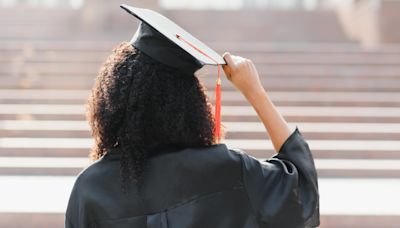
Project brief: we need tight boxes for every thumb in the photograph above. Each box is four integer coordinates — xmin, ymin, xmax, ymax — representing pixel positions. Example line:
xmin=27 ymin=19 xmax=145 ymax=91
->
xmin=223 ymin=52 xmax=234 ymax=66
xmin=222 ymin=52 xmax=233 ymax=79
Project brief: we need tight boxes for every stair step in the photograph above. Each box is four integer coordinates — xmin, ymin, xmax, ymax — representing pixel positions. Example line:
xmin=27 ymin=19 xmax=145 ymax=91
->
xmin=1 ymin=104 xmax=399 ymax=118
xmin=0 ymin=177 xmax=399 ymax=228
xmin=0 ymin=157 xmax=399 ymax=177
xmin=0 ymin=213 xmax=399 ymax=228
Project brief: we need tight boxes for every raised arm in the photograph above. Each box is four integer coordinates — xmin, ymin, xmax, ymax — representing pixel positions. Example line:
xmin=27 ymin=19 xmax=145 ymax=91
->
xmin=222 ymin=52 xmax=292 ymax=152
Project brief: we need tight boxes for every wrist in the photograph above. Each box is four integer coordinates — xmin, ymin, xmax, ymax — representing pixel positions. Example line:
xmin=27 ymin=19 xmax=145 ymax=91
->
xmin=243 ymin=86 xmax=267 ymax=103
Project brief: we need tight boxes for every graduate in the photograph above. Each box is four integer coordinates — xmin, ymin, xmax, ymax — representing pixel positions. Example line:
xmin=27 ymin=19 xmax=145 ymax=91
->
xmin=65 ymin=4 xmax=320 ymax=228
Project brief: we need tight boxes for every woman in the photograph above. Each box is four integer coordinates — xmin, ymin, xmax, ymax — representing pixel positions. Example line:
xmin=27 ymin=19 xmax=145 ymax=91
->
xmin=65 ymin=6 xmax=319 ymax=228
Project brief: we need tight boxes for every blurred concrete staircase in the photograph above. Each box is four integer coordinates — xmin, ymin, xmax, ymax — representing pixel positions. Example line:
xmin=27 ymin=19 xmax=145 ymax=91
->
xmin=1 ymin=6 xmax=400 ymax=228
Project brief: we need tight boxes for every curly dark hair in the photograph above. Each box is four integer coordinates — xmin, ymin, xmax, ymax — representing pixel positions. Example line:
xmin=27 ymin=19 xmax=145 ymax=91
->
xmin=86 ymin=42 xmax=217 ymax=192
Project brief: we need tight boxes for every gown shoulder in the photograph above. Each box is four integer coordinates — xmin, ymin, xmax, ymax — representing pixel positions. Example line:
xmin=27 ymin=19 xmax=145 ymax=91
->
xmin=228 ymin=127 xmax=320 ymax=227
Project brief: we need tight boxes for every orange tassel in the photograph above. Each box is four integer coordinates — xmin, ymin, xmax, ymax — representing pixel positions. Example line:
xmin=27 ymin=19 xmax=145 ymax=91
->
xmin=214 ymin=65 xmax=222 ymax=142
xmin=176 ymin=34 xmax=222 ymax=142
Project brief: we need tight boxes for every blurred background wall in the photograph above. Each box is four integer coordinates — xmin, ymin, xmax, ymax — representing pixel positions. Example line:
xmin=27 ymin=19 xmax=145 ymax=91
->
xmin=0 ymin=0 xmax=400 ymax=227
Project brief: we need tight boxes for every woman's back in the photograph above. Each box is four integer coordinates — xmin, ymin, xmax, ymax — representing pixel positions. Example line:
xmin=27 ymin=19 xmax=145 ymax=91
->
xmin=66 ymin=129 xmax=319 ymax=228
xmin=67 ymin=144 xmax=255 ymax=227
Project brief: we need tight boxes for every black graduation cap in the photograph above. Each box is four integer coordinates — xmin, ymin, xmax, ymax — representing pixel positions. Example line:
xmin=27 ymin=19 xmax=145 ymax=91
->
xmin=120 ymin=4 xmax=226 ymax=74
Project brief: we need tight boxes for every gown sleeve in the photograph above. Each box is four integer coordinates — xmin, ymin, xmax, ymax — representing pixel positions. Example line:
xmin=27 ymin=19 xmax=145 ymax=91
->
xmin=65 ymin=175 xmax=90 ymax=228
xmin=236 ymin=127 xmax=320 ymax=227
xmin=65 ymin=177 xmax=80 ymax=228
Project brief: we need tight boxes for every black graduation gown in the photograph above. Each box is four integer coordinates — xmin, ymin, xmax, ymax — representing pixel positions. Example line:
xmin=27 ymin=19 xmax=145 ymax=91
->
xmin=65 ymin=127 xmax=320 ymax=228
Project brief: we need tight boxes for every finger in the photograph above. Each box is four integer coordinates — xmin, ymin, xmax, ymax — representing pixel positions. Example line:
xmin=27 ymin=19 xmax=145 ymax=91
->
xmin=222 ymin=52 xmax=234 ymax=67
xmin=222 ymin=64 xmax=232 ymax=80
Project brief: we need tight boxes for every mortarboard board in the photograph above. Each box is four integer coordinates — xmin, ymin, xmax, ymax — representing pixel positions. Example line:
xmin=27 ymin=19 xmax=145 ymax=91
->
xmin=120 ymin=4 xmax=225 ymax=74
xmin=120 ymin=4 xmax=225 ymax=141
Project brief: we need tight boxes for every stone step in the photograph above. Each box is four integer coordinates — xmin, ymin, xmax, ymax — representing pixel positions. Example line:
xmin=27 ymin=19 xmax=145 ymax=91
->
xmin=1 ymin=90 xmax=399 ymax=106
xmin=2 ymin=113 xmax=399 ymax=124
xmin=3 ymin=98 xmax=399 ymax=107
xmin=1 ymin=137 xmax=399 ymax=156
xmin=0 ymin=125 xmax=391 ymax=139
xmin=3 ymin=62 xmax=400 ymax=77
xmin=0 ymin=213 xmax=398 ymax=228
xmin=2 ymin=167 xmax=399 ymax=178
xmin=0 ymin=177 xmax=399 ymax=228
xmin=1 ymin=106 xmax=400 ymax=124
xmin=2 ymin=104 xmax=399 ymax=118
xmin=3 ymin=130 xmax=400 ymax=141
xmin=322 ymin=216 xmax=400 ymax=228
xmin=2 ymin=76 xmax=400 ymax=91
xmin=1 ymin=99 xmax=399 ymax=108
xmin=2 ymin=147 xmax=399 ymax=160
xmin=3 ymin=52 xmax=400 ymax=65
xmin=0 ymin=40 xmax=394 ymax=52
xmin=2 ymin=40 xmax=400 ymax=54
xmin=1 ymin=120 xmax=399 ymax=133
xmin=0 ymin=27 xmax=72 ymax=39
xmin=0 ymin=157 xmax=399 ymax=178
xmin=225 ymin=132 xmax=400 ymax=140
xmin=2 ymin=73 xmax=399 ymax=84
